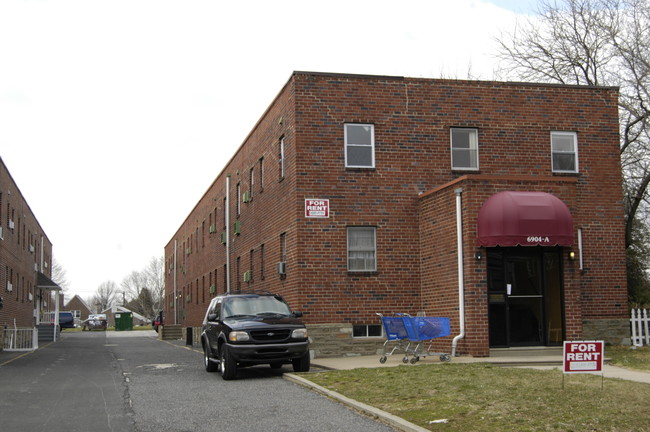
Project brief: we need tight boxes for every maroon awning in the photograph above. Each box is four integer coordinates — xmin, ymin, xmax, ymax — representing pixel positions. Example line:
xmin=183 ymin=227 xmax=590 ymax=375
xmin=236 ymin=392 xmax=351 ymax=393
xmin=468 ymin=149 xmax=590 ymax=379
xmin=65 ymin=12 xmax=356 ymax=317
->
xmin=477 ymin=191 xmax=573 ymax=247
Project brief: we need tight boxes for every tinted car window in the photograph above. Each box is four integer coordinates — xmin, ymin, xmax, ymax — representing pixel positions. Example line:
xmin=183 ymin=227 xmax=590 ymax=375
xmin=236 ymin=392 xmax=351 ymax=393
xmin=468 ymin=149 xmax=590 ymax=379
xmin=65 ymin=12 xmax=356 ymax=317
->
xmin=223 ymin=296 xmax=291 ymax=318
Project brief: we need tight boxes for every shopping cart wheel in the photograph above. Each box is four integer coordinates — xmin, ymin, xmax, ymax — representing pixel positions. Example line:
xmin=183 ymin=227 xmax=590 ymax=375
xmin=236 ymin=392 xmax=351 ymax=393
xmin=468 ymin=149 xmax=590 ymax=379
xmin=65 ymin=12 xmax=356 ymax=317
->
xmin=410 ymin=356 xmax=419 ymax=364
xmin=402 ymin=356 xmax=409 ymax=364
xmin=379 ymin=356 xmax=387 ymax=364
xmin=440 ymin=354 xmax=451 ymax=362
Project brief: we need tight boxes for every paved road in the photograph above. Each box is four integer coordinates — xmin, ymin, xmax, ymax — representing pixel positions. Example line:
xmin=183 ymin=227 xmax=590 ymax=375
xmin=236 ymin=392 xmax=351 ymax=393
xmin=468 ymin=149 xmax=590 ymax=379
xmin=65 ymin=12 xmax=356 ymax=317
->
xmin=0 ymin=331 xmax=395 ymax=432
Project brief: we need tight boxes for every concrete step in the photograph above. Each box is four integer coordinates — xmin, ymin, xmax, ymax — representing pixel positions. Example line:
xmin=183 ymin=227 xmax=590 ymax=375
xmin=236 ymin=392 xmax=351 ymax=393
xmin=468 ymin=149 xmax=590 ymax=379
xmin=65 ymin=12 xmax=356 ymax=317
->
xmin=489 ymin=347 xmax=564 ymax=366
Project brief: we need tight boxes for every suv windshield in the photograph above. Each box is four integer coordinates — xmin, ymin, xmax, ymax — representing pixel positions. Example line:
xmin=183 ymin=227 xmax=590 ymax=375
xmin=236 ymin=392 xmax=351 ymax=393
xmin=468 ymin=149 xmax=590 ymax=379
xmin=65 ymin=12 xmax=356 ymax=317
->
xmin=223 ymin=296 xmax=291 ymax=319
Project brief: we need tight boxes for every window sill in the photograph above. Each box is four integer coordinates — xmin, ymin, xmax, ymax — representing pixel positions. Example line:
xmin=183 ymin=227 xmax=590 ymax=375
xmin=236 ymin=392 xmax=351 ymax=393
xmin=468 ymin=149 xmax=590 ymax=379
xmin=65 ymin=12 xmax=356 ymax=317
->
xmin=552 ymin=171 xmax=580 ymax=177
xmin=345 ymin=167 xmax=376 ymax=171
xmin=347 ymin=271 xmax=378 ymax=276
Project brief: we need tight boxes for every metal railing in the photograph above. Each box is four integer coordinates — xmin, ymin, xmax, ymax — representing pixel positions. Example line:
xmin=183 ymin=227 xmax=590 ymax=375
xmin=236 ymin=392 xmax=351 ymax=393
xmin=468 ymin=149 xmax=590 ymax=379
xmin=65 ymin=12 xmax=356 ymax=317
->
xmin=3 ymin=327 xmax=39 ymax=351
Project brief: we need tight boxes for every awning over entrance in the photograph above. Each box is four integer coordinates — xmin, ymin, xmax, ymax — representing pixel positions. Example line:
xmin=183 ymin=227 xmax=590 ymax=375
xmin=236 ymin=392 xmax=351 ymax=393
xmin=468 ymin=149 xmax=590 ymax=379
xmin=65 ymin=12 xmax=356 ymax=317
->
xmin=36 ymin=272 xmax=62 ymax=290
xmin=477 ymin=191 xmax=573 ymax=247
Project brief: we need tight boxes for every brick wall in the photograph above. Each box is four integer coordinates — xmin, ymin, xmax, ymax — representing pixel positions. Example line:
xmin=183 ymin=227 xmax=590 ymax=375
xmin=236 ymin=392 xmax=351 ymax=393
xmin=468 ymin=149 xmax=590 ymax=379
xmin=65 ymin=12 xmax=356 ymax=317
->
xmin=164 ymin=72 xmax=627 ymax=356
xmin=0 ymin=158 xmax=54 ymax=328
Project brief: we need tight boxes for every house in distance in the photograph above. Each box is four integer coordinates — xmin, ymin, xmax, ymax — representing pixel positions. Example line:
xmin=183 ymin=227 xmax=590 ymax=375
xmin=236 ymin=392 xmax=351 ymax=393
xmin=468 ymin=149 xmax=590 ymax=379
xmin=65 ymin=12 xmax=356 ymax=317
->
xmin=164 ymin=71 xmax=628 ymax=358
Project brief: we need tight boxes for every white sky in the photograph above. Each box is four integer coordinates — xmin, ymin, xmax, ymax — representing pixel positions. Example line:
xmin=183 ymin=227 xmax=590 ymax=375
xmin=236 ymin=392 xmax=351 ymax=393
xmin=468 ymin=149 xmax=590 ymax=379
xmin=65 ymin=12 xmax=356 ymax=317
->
xmin=0 ymin=0 xmax=537 ymax=302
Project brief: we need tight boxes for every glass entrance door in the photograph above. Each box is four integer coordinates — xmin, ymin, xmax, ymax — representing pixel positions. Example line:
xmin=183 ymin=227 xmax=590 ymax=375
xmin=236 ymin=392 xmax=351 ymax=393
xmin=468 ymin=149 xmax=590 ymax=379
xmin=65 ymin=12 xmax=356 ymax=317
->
xmin=488 ymin=247 xmax=563 ymax=347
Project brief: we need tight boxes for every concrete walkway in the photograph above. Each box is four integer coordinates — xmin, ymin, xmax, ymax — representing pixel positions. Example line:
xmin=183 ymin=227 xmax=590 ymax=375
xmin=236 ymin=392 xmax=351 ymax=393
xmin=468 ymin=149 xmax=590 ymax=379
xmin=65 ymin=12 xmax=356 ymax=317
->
xmin=311 ymin=353 xmax=650 ymax=384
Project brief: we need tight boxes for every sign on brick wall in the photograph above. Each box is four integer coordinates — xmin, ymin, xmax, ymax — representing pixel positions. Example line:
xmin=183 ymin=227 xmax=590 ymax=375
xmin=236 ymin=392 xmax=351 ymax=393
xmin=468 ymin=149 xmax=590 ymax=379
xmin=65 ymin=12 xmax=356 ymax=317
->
xmin=305 ymin=199 xmax=329 ymax=218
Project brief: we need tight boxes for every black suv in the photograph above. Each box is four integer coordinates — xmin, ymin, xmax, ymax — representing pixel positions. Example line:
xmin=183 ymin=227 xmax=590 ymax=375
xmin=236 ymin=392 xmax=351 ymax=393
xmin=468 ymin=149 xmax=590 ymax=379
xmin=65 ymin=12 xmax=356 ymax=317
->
xmin=201 ymin=293 xmax=310 ymax=380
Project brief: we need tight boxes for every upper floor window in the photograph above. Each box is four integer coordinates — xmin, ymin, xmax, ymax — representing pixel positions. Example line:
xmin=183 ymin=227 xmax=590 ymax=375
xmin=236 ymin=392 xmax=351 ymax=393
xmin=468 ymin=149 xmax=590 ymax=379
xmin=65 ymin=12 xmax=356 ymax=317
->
xmin=451 ymin=128 xmax=479 ymax=170
xmin=279 ymin=137 xmax=285 ymax=180
xmin=551 ymin=132 xmax=578 ymax=173
xmin=347 ymin=227 xmax=377 ymax=272
xmin=345 ymin=124 xmax=375 ymax=168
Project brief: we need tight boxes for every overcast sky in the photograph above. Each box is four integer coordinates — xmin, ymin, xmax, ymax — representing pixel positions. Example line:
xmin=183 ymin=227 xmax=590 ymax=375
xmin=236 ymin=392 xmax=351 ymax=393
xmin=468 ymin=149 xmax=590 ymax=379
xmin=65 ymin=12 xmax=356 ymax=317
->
xmin=0 ymin=0 xmax=538 ymax=302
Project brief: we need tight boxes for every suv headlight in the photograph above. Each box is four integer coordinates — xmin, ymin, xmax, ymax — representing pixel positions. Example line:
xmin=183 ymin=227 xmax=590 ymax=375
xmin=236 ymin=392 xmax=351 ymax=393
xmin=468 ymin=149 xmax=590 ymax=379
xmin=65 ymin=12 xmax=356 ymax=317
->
xmin=228 ymin=331 xmax=250 ymax=342
xmin=291 ymin=328 xmax=308 ymax=339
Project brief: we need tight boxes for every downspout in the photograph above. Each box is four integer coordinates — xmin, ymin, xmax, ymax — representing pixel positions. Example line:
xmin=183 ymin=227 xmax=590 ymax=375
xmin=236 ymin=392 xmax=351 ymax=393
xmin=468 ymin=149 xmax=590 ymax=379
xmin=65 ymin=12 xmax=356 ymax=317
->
xmin=173 ymin=239 xmax=178 ymax=325
xmin=451 ymin=187 xmax=465 ymax=357
xmin=226 ymin=175 xmax=231 ymax=294
xmin=53 ymin=289 xmax=60 ymax=342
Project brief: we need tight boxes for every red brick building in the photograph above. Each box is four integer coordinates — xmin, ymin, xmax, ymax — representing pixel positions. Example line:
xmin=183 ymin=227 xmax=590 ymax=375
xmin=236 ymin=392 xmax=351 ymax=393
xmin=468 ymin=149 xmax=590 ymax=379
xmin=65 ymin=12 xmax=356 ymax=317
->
xmin=164 ymin=71 xmax=628 ymax=358
xmin=1 ymin=157 xmax=60 ymax=335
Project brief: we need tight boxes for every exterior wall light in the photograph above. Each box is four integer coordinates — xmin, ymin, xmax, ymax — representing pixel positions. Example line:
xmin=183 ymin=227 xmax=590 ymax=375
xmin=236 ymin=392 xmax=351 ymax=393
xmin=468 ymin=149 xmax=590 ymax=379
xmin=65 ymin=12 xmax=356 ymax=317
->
xmin=475 ymin=250 xmax=483 ymax=261
xmin=568 ymin=251 xmax=576 ymax=261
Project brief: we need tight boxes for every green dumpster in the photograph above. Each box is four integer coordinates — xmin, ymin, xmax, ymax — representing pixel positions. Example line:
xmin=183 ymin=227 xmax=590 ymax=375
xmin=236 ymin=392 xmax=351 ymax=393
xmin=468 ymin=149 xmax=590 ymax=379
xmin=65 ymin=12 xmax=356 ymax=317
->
xmin=114 ymin=312 xmax=133 ymax=331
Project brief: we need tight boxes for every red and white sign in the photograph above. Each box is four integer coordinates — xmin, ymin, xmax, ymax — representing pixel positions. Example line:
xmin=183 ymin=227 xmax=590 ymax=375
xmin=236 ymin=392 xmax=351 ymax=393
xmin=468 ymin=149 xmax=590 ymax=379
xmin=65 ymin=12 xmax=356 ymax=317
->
xmin=563 ymin=341 xmax=604 ymax=374
xmin=305 ymin=199 xmax=329 ymax=218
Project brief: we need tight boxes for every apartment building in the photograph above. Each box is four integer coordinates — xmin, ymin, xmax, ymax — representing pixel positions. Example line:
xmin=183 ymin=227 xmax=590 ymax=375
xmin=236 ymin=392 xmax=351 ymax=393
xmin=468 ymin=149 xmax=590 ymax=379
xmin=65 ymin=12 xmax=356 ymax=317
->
xmin=164 ymin=71 xmax=628 ymax=357
xmin=1 ymin=157 xmax=60 ymax=338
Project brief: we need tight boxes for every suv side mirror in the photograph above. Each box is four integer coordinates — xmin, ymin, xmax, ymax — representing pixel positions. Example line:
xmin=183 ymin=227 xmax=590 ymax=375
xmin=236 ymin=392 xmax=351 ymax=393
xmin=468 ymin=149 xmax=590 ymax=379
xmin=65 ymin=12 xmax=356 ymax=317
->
xmin=292 ymin=311 xmax=303 ymax=318
xmin=207 ymin=313 xmax=218 ymax=322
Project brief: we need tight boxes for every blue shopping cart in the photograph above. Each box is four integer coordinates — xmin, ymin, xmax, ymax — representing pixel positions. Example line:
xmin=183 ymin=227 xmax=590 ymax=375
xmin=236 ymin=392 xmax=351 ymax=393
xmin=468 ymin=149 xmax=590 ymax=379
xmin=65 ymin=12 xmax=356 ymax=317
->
xmin=377 ymin=313 xmax=451 ymax=364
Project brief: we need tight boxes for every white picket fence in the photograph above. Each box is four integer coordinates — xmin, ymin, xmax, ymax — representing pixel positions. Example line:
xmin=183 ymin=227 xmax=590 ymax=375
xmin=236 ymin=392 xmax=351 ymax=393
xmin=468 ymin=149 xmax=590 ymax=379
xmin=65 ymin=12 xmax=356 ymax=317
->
xmin=3 ymin=327 xmax=39 ymax=351
xmin=631 ymin=308 xmax=650 ymax=347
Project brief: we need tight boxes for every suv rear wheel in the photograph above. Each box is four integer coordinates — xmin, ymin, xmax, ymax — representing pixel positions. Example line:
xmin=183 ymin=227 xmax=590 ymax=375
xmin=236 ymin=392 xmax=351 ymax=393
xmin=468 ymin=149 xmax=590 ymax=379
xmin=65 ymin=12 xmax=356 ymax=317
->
xmin=204 ymin=344 xmax=218 ymax=372
xmin=219 ymin=345 xmax=237 ymax=380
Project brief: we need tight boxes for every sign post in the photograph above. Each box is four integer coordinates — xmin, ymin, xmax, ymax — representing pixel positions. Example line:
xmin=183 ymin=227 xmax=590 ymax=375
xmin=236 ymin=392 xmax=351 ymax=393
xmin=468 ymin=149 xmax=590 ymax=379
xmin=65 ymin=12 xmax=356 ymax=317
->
xmin=562 ymin=341 xmax=605 ymax=389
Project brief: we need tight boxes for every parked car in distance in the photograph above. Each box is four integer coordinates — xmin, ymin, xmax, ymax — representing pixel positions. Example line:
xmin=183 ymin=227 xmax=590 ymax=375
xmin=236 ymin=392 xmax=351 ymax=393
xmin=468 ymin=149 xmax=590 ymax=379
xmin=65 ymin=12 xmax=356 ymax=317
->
xmin=201 ymin=292 xmax=310 ymax=380
xmin=81 ymin=314 xmax=107 ymax=331
xmin=153 ymin=310 xmax=164 ymax=333
xmin=59 ymin=311 xmax=75 ymax=329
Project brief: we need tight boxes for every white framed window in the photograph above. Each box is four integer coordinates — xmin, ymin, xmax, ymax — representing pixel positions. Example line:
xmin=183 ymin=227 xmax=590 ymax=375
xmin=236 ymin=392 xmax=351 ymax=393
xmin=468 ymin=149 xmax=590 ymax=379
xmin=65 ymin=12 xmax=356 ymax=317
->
xmin=551 ymin=131 xmax=578 ymax=173
xmin=345 ymin=124 xmax=375 ymax=168
xmin=451 ymin=128 xmax=479 ymax=170
xmin=347 ymin=227 xmax=376 ymax=272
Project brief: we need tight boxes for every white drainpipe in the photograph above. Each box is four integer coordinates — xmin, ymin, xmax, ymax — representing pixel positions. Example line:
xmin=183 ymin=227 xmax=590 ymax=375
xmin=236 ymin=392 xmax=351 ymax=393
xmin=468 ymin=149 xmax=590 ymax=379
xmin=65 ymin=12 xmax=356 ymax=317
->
xmin=226 ymin=175 xmax=231 ymax=294
xmin=451 ymin=187 xmax=465 ymax=357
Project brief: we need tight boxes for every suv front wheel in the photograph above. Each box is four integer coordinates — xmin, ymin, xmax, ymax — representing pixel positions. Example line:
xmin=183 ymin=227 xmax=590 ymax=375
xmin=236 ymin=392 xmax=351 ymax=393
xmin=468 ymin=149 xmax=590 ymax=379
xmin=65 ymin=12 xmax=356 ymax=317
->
xmin=219 ymin=345 xmax=237 ymax=380
xmin=292 ymin=352 xmax=310 ymax=373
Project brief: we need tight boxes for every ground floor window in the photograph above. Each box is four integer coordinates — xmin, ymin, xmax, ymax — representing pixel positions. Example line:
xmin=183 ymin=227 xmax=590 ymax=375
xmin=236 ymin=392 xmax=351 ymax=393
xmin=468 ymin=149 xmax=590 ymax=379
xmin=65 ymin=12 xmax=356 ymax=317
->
xmin=353 ymin=324 xmax=383 ymax=338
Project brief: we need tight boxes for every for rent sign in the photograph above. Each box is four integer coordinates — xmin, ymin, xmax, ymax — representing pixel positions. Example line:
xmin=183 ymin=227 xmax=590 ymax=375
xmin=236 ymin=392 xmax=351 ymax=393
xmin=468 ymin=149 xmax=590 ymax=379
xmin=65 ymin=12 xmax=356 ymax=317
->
xmin=563 ymin=341 xmax=604 ymax=373
xmin=305 ymin=199 xmax=329 ymax=218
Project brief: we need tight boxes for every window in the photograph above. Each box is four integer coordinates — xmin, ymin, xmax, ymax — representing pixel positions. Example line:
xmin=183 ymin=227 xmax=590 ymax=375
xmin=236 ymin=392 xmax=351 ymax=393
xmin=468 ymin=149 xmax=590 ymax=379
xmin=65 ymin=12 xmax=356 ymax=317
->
xmin=249 ymin=167 xmax=254 ymax=199
xmin=280 ymin=233 xmax=287 ymax=263
xmin=236 ymin=182 xmax=241 ymax=216
xmin=347 ymin=227 xmax=377 ymax=271
xmin=451 ymin=128 xmax=479 ymax=170
xmin=260 ymin=243 xmax=265 ymax=280
xmin=345 ymin=124 xmax=375 ymax=168
xmin=353 ymin=324 xmax=383 ymax=338
xmin=279 ymin=137 xmax=285 ymax=180
xmin=551 ymin=132 xmax=578 ymax=173
xmin=259 ymin=157 xmax=264 ymax=192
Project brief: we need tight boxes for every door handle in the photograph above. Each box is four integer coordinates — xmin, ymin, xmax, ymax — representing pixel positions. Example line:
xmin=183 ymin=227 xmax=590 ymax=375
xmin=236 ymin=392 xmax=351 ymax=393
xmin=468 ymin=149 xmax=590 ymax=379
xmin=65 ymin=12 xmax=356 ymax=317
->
xmin=506 ymin=284 xmax=512 ymax=296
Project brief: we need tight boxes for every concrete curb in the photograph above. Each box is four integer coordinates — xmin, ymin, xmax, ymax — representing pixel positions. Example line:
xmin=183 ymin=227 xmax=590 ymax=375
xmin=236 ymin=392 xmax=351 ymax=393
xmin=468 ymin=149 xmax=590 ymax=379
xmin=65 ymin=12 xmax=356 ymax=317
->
xmin=284 ymin=373 xmax=429 ymax=432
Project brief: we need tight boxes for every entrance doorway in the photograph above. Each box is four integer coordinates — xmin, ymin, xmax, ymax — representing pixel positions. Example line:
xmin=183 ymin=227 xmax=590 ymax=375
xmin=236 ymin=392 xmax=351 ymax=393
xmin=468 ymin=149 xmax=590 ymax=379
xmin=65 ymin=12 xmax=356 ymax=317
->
xmin=487 ymin=247 xmax=564 ymax=347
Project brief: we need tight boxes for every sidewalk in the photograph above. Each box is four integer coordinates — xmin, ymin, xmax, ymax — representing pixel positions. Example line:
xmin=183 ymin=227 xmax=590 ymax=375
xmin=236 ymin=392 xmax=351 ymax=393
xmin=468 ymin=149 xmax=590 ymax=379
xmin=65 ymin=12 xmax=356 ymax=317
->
xmin=311 ymin=353 xmax=650 ymax=384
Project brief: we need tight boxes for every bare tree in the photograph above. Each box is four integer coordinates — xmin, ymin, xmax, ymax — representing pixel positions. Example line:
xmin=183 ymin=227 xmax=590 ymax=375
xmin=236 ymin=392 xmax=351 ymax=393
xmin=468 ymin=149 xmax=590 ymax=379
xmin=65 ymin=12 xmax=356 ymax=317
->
xmin=120 ymin=256 xmax=164 ymax=319
xmin=142 ymin=256 xmax=165 ymax=316
xmin=495 ymin=0 xmax=650 ymax=250
xmin=91 ymin=280 xmax=118 ymax=312
xmin=51 ymin=257 xmax=69 ymax=295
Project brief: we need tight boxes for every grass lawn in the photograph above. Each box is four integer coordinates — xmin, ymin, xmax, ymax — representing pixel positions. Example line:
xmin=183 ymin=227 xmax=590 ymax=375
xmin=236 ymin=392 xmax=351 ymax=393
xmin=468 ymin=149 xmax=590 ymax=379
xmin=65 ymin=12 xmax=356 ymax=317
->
xmin=303 ymin=347 xmax=650 ymax=432
xmin=607 ymin=345 xmax=650 ymax=371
